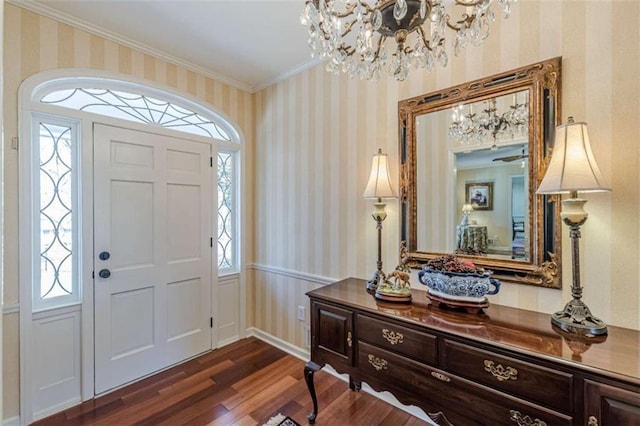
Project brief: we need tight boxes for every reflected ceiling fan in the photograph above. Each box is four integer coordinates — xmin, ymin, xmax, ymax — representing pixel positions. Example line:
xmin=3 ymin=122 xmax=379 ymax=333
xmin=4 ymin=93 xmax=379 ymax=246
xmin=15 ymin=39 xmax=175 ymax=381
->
xmin=493 ymin=148 xmax=528 ymax=162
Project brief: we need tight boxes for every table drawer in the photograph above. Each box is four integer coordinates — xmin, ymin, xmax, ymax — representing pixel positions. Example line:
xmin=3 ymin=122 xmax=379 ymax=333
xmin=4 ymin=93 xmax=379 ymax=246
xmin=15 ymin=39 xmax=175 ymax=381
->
xmin=359 ymin=341 xmax=572 ymax=426
xmin=357 ymin=314 xmax=437 ymax=365
xmin=443 ymin=340 xmax=573 ymax=412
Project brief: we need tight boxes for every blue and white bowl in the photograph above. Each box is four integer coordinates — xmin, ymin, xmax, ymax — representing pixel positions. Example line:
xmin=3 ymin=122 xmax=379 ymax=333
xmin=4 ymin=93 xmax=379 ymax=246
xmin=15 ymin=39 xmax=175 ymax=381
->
xmin=418 ymin=267 xmax=501 ymax=301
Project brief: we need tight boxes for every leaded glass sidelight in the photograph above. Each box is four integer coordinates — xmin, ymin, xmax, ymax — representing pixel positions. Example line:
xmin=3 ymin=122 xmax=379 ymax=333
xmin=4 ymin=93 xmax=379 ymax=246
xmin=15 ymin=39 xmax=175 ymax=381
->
xmin=37 ymin=122 xmax=78 ymax=306
xmin=217 ymin=152 xmax=234 ymax=270
xmin=41 ymin=88 xmax=232 ymax=141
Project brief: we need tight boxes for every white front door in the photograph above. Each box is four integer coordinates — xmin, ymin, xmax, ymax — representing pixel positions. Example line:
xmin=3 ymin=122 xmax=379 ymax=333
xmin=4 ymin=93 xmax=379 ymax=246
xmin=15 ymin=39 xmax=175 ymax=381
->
xmin=93 ymin=124 xmax=212 ymax=394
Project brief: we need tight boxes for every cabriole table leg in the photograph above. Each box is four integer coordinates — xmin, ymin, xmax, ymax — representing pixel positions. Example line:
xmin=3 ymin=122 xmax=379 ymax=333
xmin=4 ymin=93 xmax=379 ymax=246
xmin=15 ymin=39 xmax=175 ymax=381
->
xmin=304 ymin=361 xmax=322 ymax=424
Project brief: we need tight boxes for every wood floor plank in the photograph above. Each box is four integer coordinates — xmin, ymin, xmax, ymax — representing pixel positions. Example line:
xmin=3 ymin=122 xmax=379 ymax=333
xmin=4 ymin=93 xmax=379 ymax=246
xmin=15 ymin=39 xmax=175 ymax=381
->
xmin=214 ymin=376 xmax=298 ymax=424
xmin=226 ymin=356 xmax=301 ymax=405
xmin=135 ymin=382 xmax=238 ymax=426
xmin=34 ymin=337 xmax=429 ymax=426
xmin=181 ymin=403 xmax=230 ymax=426
xmin=231 ymin=414 xmax=260 ymax=426
xmin=95 ymin=379 xmax=215 ymax=425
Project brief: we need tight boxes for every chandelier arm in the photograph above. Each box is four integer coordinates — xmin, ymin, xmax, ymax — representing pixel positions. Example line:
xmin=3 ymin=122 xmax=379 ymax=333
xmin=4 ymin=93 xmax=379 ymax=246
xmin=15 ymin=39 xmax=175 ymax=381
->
xmin=341 ymin=19 xmax=358 ymax=38
xmin=359 ymin=2 xmax=376 ymax=14
xmin=417 ymin=26 xmax=435 ymax=52
xmin=313 ymin=0 xmax=360 ymax=18
xmin=341 ymin=46 xmax=356 ymax=57
xmin=372 ymin=35 xmax=386 ymax=63
xmin=446 ymin=13 xmax=475 ymax=31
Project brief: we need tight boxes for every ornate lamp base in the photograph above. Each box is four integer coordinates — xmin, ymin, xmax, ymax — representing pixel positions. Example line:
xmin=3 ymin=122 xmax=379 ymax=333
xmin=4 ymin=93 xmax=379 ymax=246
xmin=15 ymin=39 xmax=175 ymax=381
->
xmin=551 ymin=196 xmax=608 ymax=337
xmin=551 ymin=298 xmax=608 ymax=336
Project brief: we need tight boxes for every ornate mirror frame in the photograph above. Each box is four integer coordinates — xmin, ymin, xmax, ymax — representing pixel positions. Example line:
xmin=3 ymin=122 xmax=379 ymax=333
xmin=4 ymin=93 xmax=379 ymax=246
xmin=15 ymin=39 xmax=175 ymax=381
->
xmin=399 ymin=57 xmax=562 ymax=288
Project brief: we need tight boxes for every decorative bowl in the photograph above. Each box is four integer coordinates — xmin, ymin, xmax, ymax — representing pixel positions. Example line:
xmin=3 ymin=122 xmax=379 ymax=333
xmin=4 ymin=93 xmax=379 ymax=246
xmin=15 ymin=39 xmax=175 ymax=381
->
xmin=418 ymin=268 xmax=501 ymax=301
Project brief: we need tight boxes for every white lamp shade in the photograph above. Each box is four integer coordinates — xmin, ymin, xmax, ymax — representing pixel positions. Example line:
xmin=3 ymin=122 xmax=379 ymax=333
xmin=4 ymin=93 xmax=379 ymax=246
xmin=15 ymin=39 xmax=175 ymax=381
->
xmin=537 ymin=119 xmax=611 ymax=194
xmin=462 ymin=203 xmax=474 ymax=213
xmin=363 ymin=149 xmax=397 ymax=199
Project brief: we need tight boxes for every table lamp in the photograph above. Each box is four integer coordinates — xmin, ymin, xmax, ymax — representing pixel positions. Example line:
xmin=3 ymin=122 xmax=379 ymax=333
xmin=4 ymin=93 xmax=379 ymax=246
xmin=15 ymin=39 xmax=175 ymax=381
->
xmin=461 ymin=203 xmax=474 ymax=226
xmin=363 ymin=148 xmax=397 ymax=292
xmin=537 ymin=117 xmax=610 ymax=336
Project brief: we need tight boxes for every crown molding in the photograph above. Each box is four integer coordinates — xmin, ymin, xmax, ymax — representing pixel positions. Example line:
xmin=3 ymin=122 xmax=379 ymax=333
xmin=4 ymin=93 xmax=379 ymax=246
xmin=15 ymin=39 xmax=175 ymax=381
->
xmin=8 ymin=0 xmax=255 ymax=93
xmin=252 ymin=57 xmax=323 ymax=93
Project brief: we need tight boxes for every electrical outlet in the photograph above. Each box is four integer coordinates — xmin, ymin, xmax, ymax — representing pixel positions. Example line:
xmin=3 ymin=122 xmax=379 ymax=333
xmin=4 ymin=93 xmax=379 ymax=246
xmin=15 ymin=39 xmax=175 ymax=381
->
xmin=297 ymin=305 xmax=306 ymax=321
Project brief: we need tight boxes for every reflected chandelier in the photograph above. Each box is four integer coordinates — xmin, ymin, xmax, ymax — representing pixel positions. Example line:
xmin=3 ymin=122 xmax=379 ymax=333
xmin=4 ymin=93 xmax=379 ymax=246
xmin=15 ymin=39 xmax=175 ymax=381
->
xmin=300 ymin=0 xmax=519 ymax=82
xmin=448 ymin=94 xmax=528 ymax=146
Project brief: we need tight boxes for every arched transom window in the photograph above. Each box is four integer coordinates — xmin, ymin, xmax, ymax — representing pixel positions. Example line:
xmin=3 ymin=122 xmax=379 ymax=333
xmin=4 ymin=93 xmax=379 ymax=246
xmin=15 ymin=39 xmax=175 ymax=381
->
xmin=41 ymin=87 xmax=233 ymax=141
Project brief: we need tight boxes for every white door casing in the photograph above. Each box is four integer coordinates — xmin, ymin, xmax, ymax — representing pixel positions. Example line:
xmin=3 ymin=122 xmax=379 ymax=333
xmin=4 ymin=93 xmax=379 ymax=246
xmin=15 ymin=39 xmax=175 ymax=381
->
xmin=93 ymin=124 xmax=212 ymax=394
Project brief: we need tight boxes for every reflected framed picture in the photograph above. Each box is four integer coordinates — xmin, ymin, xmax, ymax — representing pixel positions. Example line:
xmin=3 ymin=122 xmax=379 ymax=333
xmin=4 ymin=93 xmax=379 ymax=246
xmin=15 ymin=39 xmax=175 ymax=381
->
xmin=466 ymin=181 xmax=493 ymax=210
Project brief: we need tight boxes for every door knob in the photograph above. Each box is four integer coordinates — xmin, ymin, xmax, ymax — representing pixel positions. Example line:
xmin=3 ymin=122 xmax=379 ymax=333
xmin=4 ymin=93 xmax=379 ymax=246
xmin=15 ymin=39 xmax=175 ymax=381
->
xmin=98 ymin=269 xmax=111 ymax=279
xmin=99 ymin=251 xmax=110 ymax=261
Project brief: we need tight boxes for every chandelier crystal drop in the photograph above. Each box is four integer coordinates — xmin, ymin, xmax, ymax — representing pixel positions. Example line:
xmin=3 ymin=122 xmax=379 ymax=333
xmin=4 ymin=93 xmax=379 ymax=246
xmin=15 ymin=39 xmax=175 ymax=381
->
xmin=300 ymin=0 xmax=519 ymax=82
xmin=448 ymin=92 xmax=529 ymax=145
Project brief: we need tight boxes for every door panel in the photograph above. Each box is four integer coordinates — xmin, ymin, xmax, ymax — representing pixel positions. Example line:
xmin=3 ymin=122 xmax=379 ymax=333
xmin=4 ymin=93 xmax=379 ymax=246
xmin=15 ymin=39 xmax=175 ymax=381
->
xmin=94 ymin=124 xmax=212 ymax=394
xmin=167 ymin=278 xmax=203 ymax=341
xmin=110 ymin=286 xmax=155 ymax=358
xmin=110 ymin=180 xmax=154 ymax=267
xmin=167 ymin=184 xmax=201 ymax=261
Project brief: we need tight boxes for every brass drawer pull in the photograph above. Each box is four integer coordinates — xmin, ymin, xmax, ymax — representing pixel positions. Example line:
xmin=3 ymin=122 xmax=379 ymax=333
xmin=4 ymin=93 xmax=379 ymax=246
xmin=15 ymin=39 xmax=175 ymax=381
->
xmin=430 ymin=371 xmax=451 ymax=382
xmin=347 ymin=331 xmax=352 ymax=348
xmin=382 ymin=328 xmax=404 ymax=345
xmin=509 ymin=410 xmax=546 ymax=426
xmin=588 ymin=416 xmax=598 ymax=426
xmin=367 ymin=354 xmax=388 ymax=371
xmin=484 ymin=360 xmax=518 ymax=382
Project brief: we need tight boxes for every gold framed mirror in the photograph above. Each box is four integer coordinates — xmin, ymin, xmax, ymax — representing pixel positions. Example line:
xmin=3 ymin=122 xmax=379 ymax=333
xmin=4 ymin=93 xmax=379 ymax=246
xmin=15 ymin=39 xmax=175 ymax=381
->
xmin=399 ymin=58 xmax=562 ymax=288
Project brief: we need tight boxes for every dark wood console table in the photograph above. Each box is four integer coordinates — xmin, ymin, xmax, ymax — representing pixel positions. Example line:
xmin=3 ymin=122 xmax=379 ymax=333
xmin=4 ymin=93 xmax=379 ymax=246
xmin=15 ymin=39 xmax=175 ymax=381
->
xmin=304 ymin=278 xmax=640 ymax=425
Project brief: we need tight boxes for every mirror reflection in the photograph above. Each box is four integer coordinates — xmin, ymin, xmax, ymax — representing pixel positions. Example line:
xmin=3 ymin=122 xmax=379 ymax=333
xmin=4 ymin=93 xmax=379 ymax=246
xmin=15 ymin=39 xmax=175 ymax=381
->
xmin=415 ymin=90 xmax=531 ymax=261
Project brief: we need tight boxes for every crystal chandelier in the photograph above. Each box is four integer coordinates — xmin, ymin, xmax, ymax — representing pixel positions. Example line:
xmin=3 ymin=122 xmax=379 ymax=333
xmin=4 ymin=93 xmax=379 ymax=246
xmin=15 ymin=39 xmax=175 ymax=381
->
xmin=448 ymin=93 xmax=528 ymax=146
xmin=300 ymin=0 xmax=519 ymax=82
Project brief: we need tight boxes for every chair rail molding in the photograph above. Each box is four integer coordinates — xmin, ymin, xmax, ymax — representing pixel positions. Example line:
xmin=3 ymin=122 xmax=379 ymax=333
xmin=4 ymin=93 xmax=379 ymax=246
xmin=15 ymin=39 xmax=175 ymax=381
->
xmin=248 ymin=263 xmax=337 ymax=286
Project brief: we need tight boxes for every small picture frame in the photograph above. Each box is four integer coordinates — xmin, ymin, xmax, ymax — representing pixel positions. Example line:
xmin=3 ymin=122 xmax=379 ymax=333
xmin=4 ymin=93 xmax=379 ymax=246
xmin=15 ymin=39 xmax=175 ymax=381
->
xmin=466 ymin=182 xmax=493 ymax=210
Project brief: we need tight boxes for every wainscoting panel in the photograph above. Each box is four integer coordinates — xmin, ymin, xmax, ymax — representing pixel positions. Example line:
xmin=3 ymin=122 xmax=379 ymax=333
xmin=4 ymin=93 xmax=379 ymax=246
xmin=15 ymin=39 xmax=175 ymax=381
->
xmin=32 ymin=308 xmax=81 ymax=420
xmin=218 ymin=275 xmax=240 ymax=346
xmin=251 ymin=266 xmax=326 ymax=350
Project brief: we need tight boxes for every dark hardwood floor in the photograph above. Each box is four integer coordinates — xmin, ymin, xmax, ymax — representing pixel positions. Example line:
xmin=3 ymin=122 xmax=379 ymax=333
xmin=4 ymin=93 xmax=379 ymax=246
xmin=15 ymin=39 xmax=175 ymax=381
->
xmin=33 ymin=337 xmax=429 ymax=426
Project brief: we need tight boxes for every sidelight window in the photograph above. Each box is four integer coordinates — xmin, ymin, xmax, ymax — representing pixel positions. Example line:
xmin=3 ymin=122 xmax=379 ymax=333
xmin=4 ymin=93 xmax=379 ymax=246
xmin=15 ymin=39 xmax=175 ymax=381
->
xmin=33 ymin=118 xmax=80 ymax=311
xmin=217 ymin=152 xmax=236 ymax=271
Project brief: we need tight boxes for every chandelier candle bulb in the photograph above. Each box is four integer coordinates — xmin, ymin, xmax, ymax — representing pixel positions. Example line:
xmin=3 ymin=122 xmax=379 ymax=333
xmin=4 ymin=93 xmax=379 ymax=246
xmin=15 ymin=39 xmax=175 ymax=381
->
xmin=301 ymin=0 xmax=519 ymax=81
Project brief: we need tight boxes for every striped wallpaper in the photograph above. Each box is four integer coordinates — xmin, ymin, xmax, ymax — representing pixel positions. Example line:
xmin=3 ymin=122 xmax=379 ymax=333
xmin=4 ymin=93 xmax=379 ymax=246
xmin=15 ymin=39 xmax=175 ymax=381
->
xmin=251 ymin=0 xmax=640 ymax=351
xmin=3 ymin=0 xmax=640 ymax=421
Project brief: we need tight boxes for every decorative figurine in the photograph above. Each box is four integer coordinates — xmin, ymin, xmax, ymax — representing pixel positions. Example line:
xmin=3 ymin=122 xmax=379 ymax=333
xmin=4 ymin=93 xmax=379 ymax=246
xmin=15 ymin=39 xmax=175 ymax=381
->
xmin=374 ymin=242 xmax=412 ymax=302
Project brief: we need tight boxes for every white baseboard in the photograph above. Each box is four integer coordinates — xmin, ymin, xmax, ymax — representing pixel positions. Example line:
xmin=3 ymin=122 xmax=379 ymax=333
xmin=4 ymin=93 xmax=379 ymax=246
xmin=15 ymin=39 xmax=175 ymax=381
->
xmin=33 ymin=396 xmax=82 ymax=423
xmin=247 ymin=328 xmax=435 ymax=425
xmin=2 ymin=416 xmax=19 ymax=426
xmin=247 ymin=327 xmax=310 ymax=361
